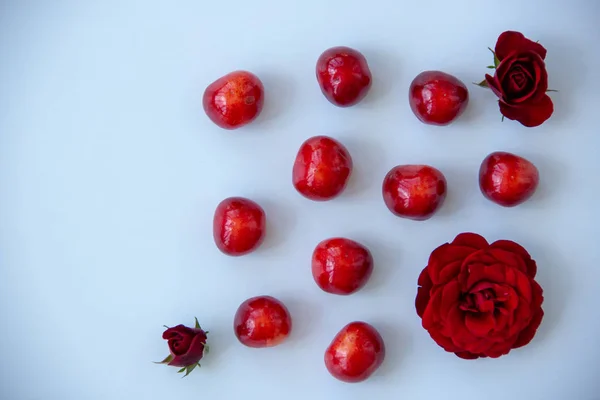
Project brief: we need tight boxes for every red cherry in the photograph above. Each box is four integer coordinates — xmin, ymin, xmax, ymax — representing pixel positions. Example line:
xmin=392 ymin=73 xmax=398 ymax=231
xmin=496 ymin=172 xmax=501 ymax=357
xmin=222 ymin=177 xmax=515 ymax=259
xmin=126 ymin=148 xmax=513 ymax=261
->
xmin=213 ymin=197 xmax=266 ymax=256
xmin=203 ymin=70 xmax=264 ymax=129
xmin=479 ymin=151 xmax=539 ymax=207
xmin=382 ymin=165 xmax=447 ymax=221
xmin=312 ymin=238 xmax=373 ymax=295
xmin=325 ymin=321 xmax=385 ymax=383
xmin=316 ymin=46 xmax=372 ymax=107
xmin=292 ymin=136 xmax=353 ymax=201
xmin=409 ymin=70 xmax=469 ymax=126
xmin=234 ymin=296 xmax=292 ymax=348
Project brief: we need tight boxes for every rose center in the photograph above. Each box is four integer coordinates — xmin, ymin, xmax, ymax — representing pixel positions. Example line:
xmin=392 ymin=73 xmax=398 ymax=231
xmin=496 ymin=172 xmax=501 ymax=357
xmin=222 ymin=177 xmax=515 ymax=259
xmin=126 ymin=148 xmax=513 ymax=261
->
xmin=459 ymin=288 xmax=496 ymax=313
xmin=503 ymin=63 xmax=535 ymax=97
xmin=169 ymin=334 xmax=192 ymax=355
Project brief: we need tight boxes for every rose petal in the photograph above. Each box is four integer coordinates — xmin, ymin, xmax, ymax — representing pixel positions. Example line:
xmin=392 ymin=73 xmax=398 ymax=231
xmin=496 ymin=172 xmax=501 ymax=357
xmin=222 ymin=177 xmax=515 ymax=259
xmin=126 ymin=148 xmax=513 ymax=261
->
xmin=495 ymin=31 xmax=547 ymax=60
xmin=493 ymin=310 xmax=509 ymax=333
xmin=513 ymin=307 xmax=544 ymax=349
xmin=495 ymin=54 xmax=519 ymax=86
xmin=508 ymin=297 xmax=534 ymax=337
xmin=485 ymin=74 xmax=504 ymax=99
xmin=428 ymin=327 xmax=462 ymax=353
xmin=428 ymin=243 xmax=480 ymax=285
xmin=451 ymin=232 xmax=489 ymax=249
xmin=490 ymin=240 xmax=537 ymax=278
xmin=461 ymin=262 xmax=507 ymax=291
xmin=498 ymin=94 xmax=554 ymax=127
xmin=504 ymin=267 xmax=533 ymax=303
xmin=455 ymin=351 xmax=482 ymax=360
xmin=497 ymin=284 xmax=519 ymax=312
xmin=162 ymin=325 xmax=191 ymax=340
xmin=531 ymin=56 xmax=549 ymax=100
xmin=440 ymin=279 xmax=462 ymax=317
xmin=484 ymin=337 xmax=517 ymax=358
xmin=422 ymin=287 xmax=444 ymax=330
xmin=416 ymin=267 xmax=433 ymax=318
xmin=488 ymin=248 xmax=530 ymax=276
xmin=438 ymin=260 xmax=464 ymax=285
xmin=444 ymin=307 xmax=478 ymax=349
xmin=465 ymin=312 xmax=496 ymax=337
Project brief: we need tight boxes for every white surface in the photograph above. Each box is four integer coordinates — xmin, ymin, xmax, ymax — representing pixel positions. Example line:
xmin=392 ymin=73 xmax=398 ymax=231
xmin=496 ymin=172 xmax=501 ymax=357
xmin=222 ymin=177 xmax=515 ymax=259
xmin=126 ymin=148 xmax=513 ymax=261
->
xmin=1 ymin=1 xmax=599 ymax=399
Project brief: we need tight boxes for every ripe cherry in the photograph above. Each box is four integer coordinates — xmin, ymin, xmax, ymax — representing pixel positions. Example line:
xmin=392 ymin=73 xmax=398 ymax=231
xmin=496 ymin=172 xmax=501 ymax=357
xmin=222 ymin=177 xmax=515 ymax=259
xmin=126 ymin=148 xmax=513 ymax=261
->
xmin=203 ymin=70 xmax=264 ymax=129
xmin=292 ymin=136 xmax=353 ymax=201
xmin=213 ymin=197 xmax=266 ymax=256
xmin=312 ymin=238 xmax=373 ymax=295
xmin=234 ymin=296 xmax=292 ymax=348
xmin=382 ymin=165 xmax=447 ymax=220
xmin=479 ymin=151 xmax=539 ymax=207
xmin=316 ymin=46 xmax=372 ymax=107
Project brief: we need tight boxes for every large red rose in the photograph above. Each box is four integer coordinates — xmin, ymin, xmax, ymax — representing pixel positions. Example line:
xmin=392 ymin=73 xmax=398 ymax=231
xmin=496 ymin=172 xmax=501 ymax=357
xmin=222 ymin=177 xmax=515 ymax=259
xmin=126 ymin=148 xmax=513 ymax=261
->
xmin=484 ymin=31 xmax=553 ymax=127
xmin=415 ymin=233 xmax=544 ymax=359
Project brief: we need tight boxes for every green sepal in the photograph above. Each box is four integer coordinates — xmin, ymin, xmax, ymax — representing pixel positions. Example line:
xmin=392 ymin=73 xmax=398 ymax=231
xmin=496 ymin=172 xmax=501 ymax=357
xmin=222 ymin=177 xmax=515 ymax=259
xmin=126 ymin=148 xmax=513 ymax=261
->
xmin=194 ymin=317 xmax=201 ymax=330
xmin=546 ymin=89 xmax=558 ymax=92
xmin=501 ymin=115 xmax=505 ymax=122
xmin=181 ymin=363 xmax=199 ymax=378
xmin=488 ymin=47 xmax=500 ymax=67
xmin=486 ymin=65 xmax=495 ymax=69
xmin=154 ymin=354 xmax=173 ymax=364
xmin=474 ymin=79 xmax=489 ymax=88
xmin=204 ymin=345 xmax=210 ymax=355
xmin=177 ymin=367 xmax=186 ymax=373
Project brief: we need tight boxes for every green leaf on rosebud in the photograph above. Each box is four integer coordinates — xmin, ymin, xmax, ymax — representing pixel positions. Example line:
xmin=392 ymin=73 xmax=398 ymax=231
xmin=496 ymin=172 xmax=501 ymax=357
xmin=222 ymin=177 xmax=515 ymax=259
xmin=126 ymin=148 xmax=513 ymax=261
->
xmin=204 ymin=345 xmax=210 ymax=355
xmin=154 ymin=354 xmax=173 ymax=365
xmin=488 ymin=47 xmax=500 ymax=67
xmin=474 ymin=79 xmax=489 ymax=88
xmin=546 ymin=89 xmax=558 ymax=92
xmin=177 ymin=367 xmax=186 ymax=373
xmin=181 ymin=363 xmax=198 ymax=378
xmin=194 ymin=317 xmax=201 ymax=330
xmin=486 ymin=65 xmax=495 ymax=69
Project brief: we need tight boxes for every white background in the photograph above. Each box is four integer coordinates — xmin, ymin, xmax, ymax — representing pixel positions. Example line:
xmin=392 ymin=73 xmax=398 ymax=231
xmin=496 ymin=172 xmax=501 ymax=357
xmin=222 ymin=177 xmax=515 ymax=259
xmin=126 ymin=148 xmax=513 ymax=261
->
xmin=1 ymin=1 xmax=599 ymax=399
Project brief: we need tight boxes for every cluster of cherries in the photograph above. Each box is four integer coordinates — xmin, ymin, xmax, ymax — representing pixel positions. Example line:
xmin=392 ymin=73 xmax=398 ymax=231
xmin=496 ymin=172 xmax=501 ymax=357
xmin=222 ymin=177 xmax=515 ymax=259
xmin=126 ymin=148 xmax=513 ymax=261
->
xmin=204 ymin=46 xmax=540 ymax=383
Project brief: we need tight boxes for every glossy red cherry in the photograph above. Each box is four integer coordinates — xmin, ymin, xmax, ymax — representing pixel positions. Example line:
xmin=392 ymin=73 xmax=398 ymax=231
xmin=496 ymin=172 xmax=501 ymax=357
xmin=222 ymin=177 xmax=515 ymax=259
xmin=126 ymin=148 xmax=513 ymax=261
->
xmin=312 ymin=238 xmax=373 ymax=295
xmin=292 ymin=136 xmax=353 ymax=201
xmin=479 ymin=151 xmax=539 ymax=207
xmin=409 ymin=70 xmax=469 ymax=126
xmin=234 ymin=296 xmax=292 ymax=348
xmin=203 ymin=70 xmax=264 ymax=129
xmin=325 ymin=321 xmax=385 ymax=383
xmin=213 ymin=197 xmax=266 ymax=256
xmin=382 ymin=165 xmax=447 ymax=221
xmin=316 ymin=46 xmax=372 ymax=107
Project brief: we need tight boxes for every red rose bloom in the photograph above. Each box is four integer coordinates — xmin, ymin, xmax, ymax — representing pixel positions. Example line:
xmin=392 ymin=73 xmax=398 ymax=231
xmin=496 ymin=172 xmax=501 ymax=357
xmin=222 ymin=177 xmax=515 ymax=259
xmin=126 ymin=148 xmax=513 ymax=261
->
xmin=415 ymin=233 xmax=544 ymax=359
xmin=484 ymin=31 xmax=553 ymax=127
xmin=157 ymin=318 xmax=208 ymax=376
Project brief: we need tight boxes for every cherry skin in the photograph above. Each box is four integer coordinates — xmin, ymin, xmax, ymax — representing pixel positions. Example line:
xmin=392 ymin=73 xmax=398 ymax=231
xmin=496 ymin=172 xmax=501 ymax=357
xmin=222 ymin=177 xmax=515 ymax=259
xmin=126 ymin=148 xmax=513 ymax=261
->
xmin=213 ymin=197 xmax=266 ymax=256
xmin=479 ymin=151 xmax=539 ymax=207
xmin=292 ymin=136 xmax=353 ymax=201
xmin=312 ymin=238 xmax=373 ymax=295
xmin=234 ymin=296 xmax=292 ymax=348
xmin=382 ymin=165 xmax=447 ymax=221
xmin=325 ymin=321 xmax=385 ymax=383
xmin=203 ymin=70 xmax=264 ymax=129
xmin=409 ymin=70 xmax=469 ymax=126
xmin=316 ymin=46 xmax=372 ymax=107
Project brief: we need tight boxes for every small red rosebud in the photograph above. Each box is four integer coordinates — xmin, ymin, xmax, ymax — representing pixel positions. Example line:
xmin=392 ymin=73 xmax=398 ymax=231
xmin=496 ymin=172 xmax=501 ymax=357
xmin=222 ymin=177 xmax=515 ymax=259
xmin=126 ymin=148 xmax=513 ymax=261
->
xmin=155 ymin=318 xmax=209 ymax=377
